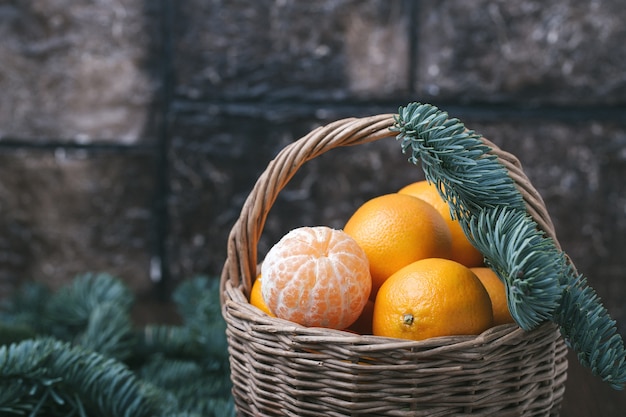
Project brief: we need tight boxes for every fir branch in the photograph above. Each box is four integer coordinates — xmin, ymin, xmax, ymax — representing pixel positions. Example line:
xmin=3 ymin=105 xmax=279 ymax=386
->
xmin=392 ymin=103 xmax=562 ymax=329
xmin=172 ymin=275 xmax=222 ymax=325
xmin=36 ymin=273 xmax=136 ymax=361
xmin=139 ymin=357 xmax=233 ymax=416
xmin=0 ymin=338 xmax=175 ymax=417
xmin=1 ymin=275 xmax=234 ymax=415
xmin=391 ymin=102 xmax=526 ymax=221
xmin=136 ymin=276 xmax=233 ymax=415
xmin=554 ymin=265 xmax=626 ymax=390
xmin=392 ymin=102 xmax=626 ymax=390
xmin=172 ymin=276 xmax=229 ymax=362
xmin=136 ymin=277 xmax=229 ymax=362
xmin=0 ymin=383 xmax=32 ymax=415
xmin=137 ymin=324 xmax=205 ymax=361
xmin=463 ymin=207 xmax=565 ymax=330
xmin=44 ymin=272 xmax=133 ymax=339
xmin=77 ymin=302 xmax=136 ymax=361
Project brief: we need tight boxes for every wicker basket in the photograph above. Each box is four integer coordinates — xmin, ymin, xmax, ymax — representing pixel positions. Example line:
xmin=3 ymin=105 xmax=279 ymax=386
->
xmin=220 ymin=114 xmax=569 ymax=416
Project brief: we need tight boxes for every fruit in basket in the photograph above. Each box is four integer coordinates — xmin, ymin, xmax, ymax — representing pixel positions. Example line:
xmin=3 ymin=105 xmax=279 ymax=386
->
xmin=261 ymin=226 xmax=371 ymax=329
xmin=399 ymin=180 xmax=484 ymax=268
xmin=372 ymin=258 xmax=493 ymax=341
xmin=343 ymin=193 xmax=452 ymax=298
xmin=249 ymin=275 xmax=275 ymax=317
xmin=471 ymin=267 xmax=514 ymax=326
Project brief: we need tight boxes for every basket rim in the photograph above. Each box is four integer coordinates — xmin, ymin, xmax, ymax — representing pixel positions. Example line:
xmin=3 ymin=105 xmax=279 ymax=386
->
xmin=222 ymin=276 xmax=562 ymax=354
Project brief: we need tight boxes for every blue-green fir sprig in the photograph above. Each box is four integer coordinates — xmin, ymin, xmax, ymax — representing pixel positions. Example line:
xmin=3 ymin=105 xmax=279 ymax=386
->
xmin=392 ymin=102 xmax=626 ymax=390
xmin=0 ymin=338 xmax=171 ymax=417
xmin=391 ymin=103 xmax=560 ymax=328
xmin=0 ymin=274 xmax=235 ymax=416
xmin=463 ymin=207 xmax=565 ymax=331
xmin=40 ymin=272 xmax=136 ymax=361
xmin=555 ymin=264 xmax=626 ymax=390
xmin=392 ymin=103 xmax=526 ymax=222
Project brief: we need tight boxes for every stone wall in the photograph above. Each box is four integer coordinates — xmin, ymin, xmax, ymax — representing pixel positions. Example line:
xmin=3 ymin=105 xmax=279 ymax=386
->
xmin=1 ymin=0 xmax=625 ymax=413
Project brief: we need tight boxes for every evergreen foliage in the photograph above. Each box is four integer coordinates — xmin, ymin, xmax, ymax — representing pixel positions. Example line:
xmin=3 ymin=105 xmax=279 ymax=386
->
xmin=0 ymin=338 xmax=166 ymax=417
xmin=392 ymin=102 xmax=626 ymax=390
xmin=393 ymin=103 xmax=526 ymax=220
xmin=555 ymin=264 xmax=626 ymax=389
xmin=464 ymin=207 xmax=565 ymax=330
xmin=0 ymin=273 xmax=234 ymax=416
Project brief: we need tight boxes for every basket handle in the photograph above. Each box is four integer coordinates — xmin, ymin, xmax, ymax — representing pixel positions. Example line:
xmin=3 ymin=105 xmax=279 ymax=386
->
xmin=220 ymin=114 xmax=557 ymax=304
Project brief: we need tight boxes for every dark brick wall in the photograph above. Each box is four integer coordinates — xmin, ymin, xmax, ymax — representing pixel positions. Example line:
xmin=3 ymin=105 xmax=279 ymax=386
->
xmin=1 ymin=1 xmax=625 ymax=413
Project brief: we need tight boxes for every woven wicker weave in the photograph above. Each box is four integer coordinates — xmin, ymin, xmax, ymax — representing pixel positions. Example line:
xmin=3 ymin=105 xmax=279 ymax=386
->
xmin=221 ymin=114 xmax=568 ymax=416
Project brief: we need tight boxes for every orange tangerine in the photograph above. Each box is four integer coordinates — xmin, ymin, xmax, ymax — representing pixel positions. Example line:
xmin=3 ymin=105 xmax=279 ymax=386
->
xmin=373 ymin=258 xmax=493 ymax=341
xmin=471 ymin=267 xmax=515 ymax=326
xmin=261 ymin=226 xmax=371 ymax=329
xmin=399 ymin=180 xmax=484 ymax=267
xmin=343 ymin=193 xmax=452 ymax=298
xmin=249 ymin=274 xmax=275 ymax=316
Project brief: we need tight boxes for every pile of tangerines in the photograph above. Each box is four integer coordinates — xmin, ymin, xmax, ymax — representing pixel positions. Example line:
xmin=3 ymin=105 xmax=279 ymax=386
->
xmin=249 ymin=180 xmax=515 ymax=341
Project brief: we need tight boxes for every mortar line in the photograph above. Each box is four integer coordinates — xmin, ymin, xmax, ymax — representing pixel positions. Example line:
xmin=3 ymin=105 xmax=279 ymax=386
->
xmin=0 ymin=141 xmax=158 ymax=151
xmin=170 ymin=100 xmax=626 ymax=124
xmin=151 ymin=0 xmax=175 ymax=300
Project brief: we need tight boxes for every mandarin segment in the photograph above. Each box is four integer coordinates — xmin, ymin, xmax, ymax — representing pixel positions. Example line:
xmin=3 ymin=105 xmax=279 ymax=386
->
xmin=261 ymin=226 xmax=371 ymax=329
xmin=343 ymin=193 xmax=453 ymax=298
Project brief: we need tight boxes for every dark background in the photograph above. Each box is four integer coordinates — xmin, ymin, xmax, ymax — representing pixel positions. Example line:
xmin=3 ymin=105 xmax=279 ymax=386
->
xmin=0 ymin=1 xmax=625 ymax=415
